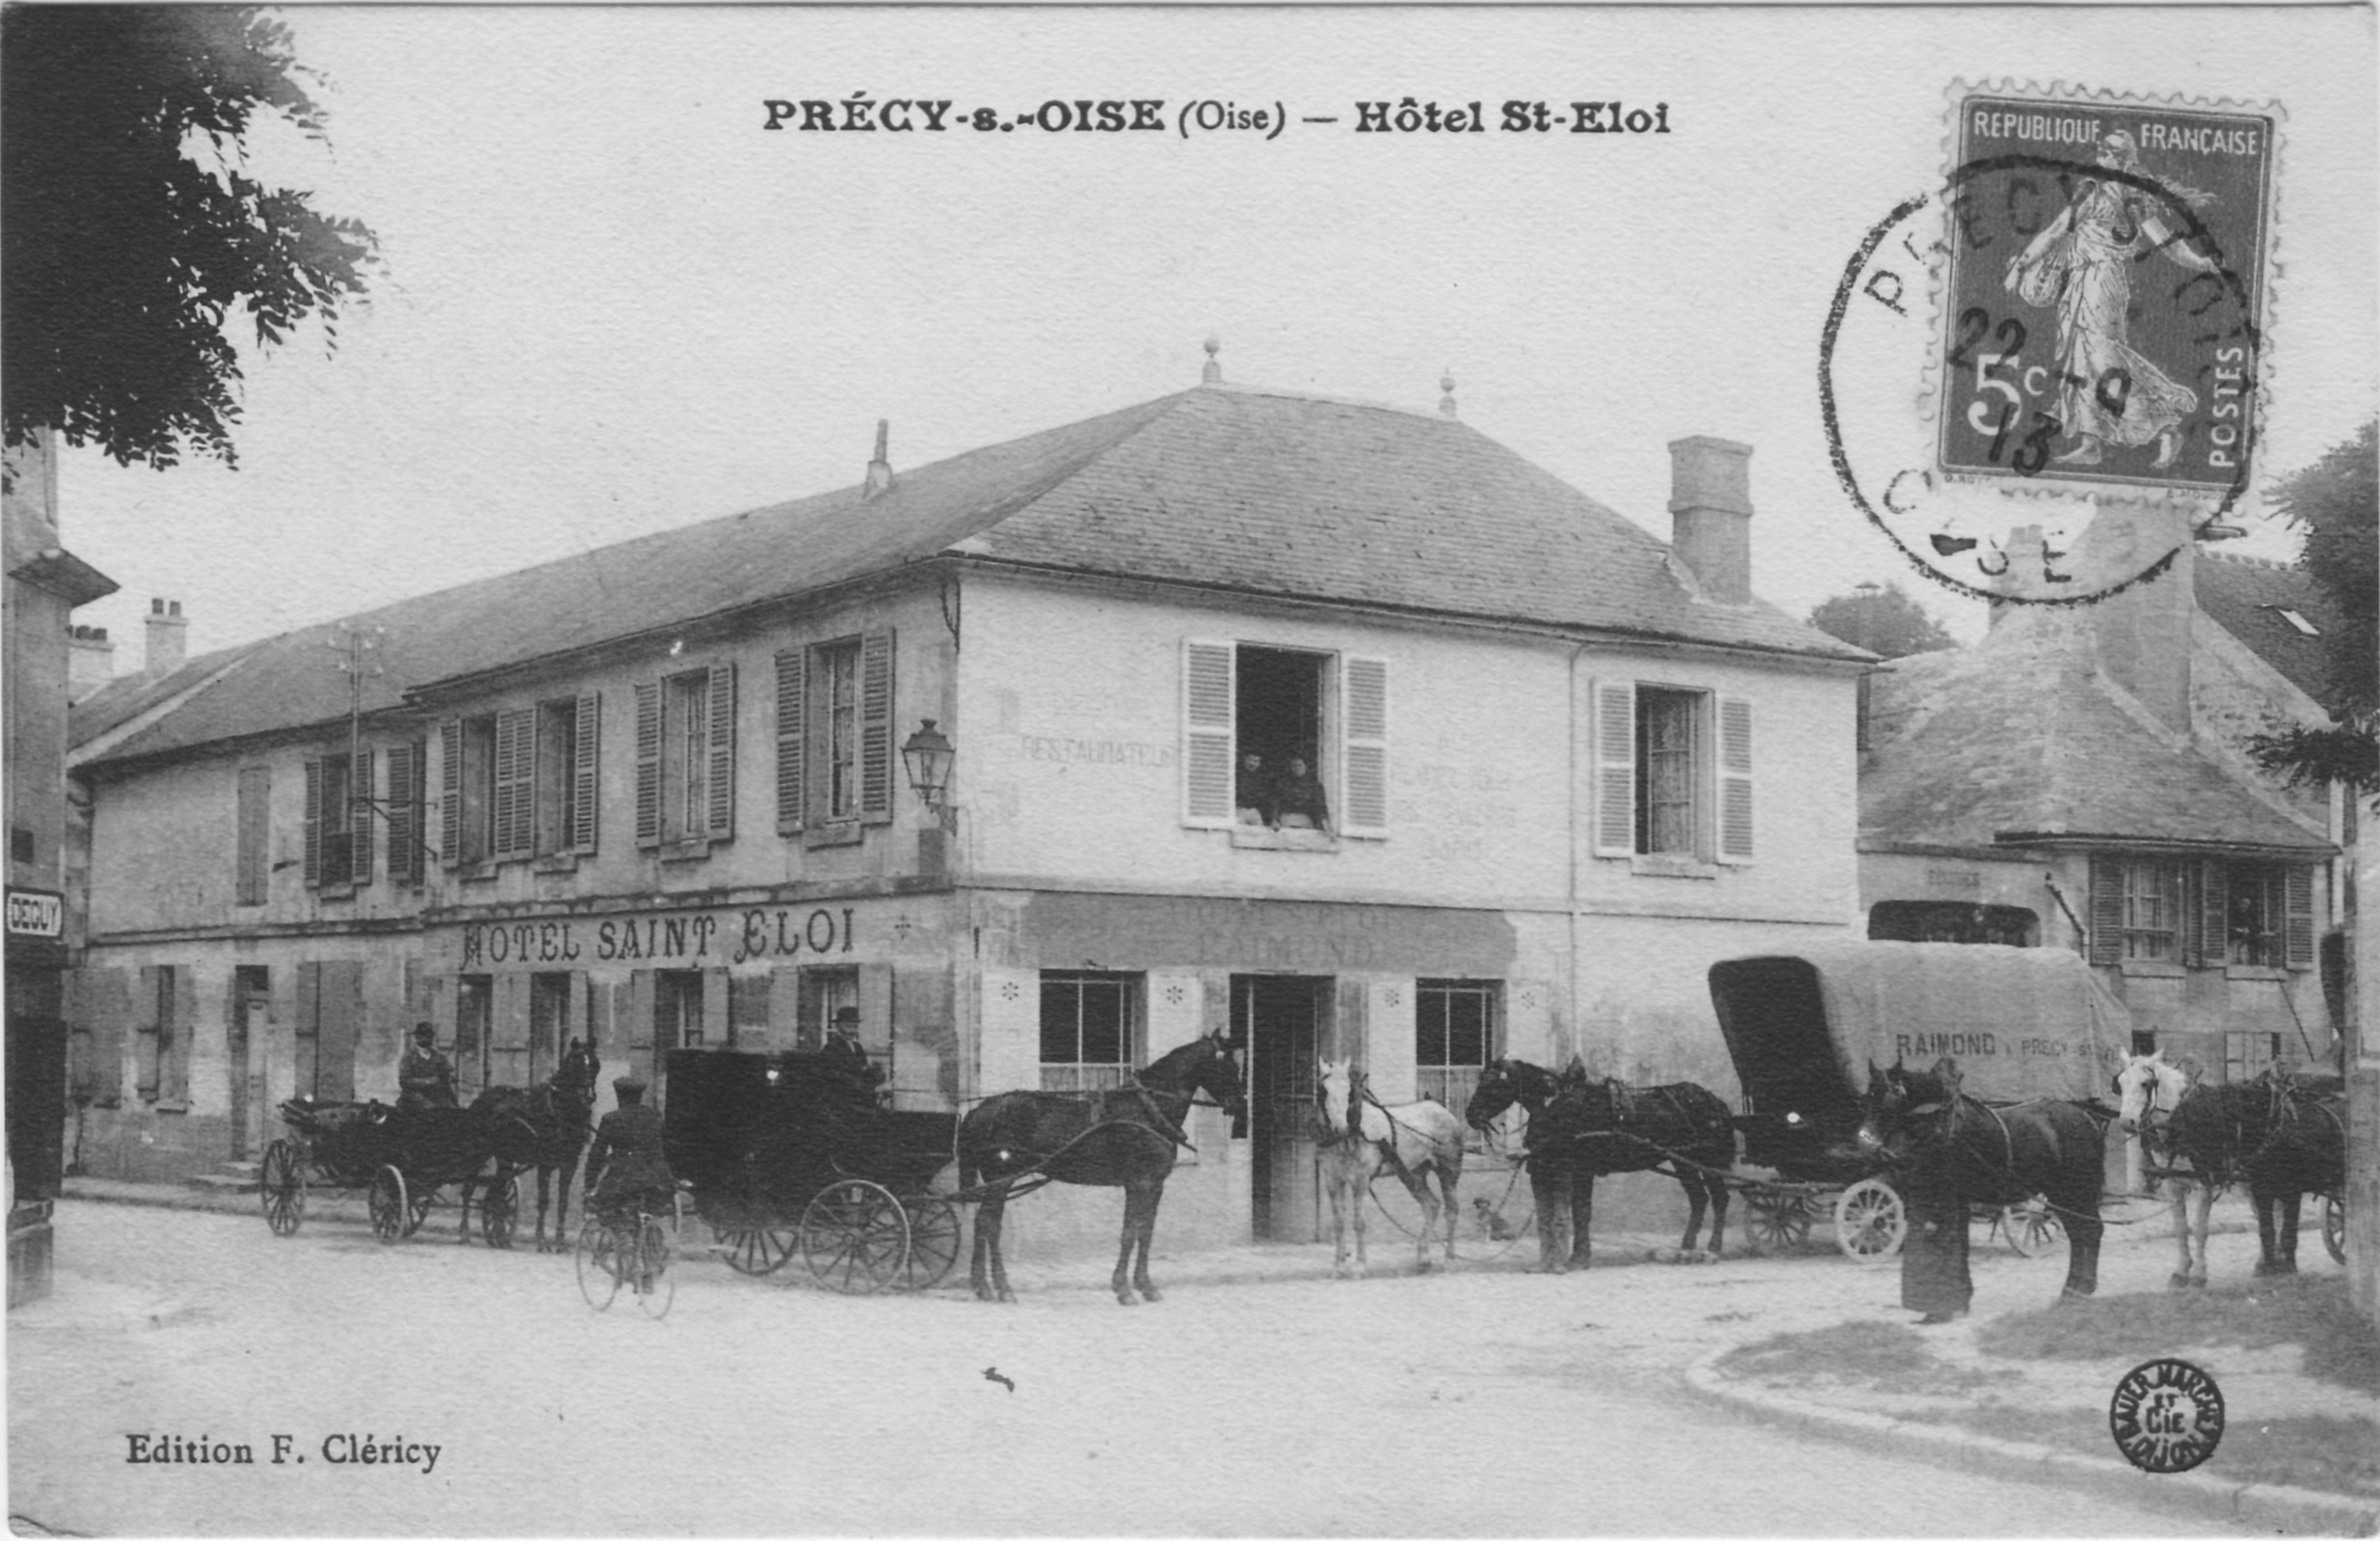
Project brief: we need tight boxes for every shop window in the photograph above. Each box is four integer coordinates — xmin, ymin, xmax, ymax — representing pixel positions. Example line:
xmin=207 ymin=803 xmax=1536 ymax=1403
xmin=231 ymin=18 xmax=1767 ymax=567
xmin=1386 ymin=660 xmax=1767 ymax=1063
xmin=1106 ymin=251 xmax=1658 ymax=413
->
xmin=1417 ymin=980 xmax=1499 ymax=1114
xmin=636 ymin=664 xmax=735 ymax=849
xmin=773 ymin=634 xmax=895 ymax=838
xmin=656 ymin=969 xmax=705 ymax=1049
xmin=1866 ymin=902 xmax=2038 ymax=947
xmin=1179 ymin=640 xmax=1388 ymax=838
xmin=1040 ymin=971 xmax=1139 ymax=1092
xmin=304 ymin=751 xmax=371 ymax=889
xmin=1590 ymin=682 xmax=1754 ymax=863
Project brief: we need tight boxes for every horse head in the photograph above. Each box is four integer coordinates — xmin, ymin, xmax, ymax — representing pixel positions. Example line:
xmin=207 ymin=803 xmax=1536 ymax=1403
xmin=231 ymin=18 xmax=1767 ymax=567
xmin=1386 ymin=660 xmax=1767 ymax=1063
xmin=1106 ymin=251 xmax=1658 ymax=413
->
xmin=1464 ymin=1059 xmax=1525 ymax=1131
xmin=1315 ymin=1057 xmax=1360 ymax=1140
xmin=1857 ymin=1056 xmax=1956 ymax=1159
xmin=1188 ymin=1033 xmax=1246 ymax=1122
xmin=555 ymin=1037 xmax=602 ymax=1112
xmin=2113 ymin=1048 xmax=2188 ymax=1137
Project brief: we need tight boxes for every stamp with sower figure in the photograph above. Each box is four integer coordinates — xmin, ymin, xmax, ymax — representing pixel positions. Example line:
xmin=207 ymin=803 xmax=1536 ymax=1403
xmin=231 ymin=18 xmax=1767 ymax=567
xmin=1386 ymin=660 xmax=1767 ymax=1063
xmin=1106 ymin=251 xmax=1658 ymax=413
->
xmin=1822 ymin=83 xmax=2281 ymax=607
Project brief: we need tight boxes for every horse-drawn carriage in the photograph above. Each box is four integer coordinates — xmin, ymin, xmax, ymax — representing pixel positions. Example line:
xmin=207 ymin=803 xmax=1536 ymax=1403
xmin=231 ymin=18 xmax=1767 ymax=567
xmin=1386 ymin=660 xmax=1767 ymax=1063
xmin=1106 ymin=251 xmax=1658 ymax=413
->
xmin=663 ymin=1048 xmax=962 ymax=1294
xmin=1708 ymin=941 xmax=2128 ymax=1262
xmin=260 ymin=1097 xmax=520 ymax=1247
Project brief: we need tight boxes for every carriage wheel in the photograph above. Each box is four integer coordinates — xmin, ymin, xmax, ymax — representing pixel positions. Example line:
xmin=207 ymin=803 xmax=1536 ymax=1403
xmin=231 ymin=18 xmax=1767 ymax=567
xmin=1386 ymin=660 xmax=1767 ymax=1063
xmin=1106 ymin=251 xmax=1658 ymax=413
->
xmin=800 ymin=1179 xmax=910 ymax=1294
xmin=480 ymin=1173 xmax=521 ymax=1251
xmin=259 ymin=1140 xmax=306 ymax=1237
xmin=1744 ymin=1189 xmax=1812 ymax=1255
xmin=897 ymin=1197 xmax=961 ymax=1291
xmin=716 ymin=1224 xmax=799 ymax=1277
xmin=575 ymin=1218 xmax=621 ymax=1311
xmin=2324 ymin=1194 xmax=2346 ymax=1265
xmin=1834 ymin=1178 xmax=1907 ymax=1263
xmin=2001 ymin=1200 xmax=2063 ymax=1258
xmin=368 ymin=1167 xmax=411 ymax=1245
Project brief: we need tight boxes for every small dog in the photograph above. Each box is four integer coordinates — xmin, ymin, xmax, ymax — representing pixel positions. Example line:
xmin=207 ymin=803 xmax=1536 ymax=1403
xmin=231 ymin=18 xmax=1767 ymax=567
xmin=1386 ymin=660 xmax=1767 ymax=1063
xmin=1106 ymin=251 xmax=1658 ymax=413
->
xmin=1473 ymin=1197 xmax=1519 ymax=1241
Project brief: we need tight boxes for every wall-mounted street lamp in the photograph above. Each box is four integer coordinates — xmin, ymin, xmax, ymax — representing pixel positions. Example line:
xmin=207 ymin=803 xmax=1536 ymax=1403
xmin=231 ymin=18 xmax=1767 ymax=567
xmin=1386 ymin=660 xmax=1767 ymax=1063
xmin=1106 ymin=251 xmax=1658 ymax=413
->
xmin=900 ymin=718 xmax=955 ymax=819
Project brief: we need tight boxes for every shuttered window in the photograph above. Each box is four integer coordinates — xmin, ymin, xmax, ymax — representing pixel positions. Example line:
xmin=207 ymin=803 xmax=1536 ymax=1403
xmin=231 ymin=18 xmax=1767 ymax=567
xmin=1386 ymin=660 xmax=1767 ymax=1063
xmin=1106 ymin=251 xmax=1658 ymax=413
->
xmin=1341 ymin=656 xmax=1390 ymax=839
xmin=774 ymin=649 xmax=805 ymax=833
xmin=442 ymin=716 xmax=497 ymax=867
xmin=303 ymin=753 xmax=367 ymax=889
xmin=1179 ymin=640 xmax=1391 ymax=841
xmin=235 ymin=767 xmax=270 ymax=905
xmin=1591 ymin=681 xmax=1636 ymax=857
xmin=639 ymin=665 xmax=735 ymax=849
xmin=797 ymin=632 xmax=894 ymax=834
xmin=1592 ymin=681 xmax=1752 ymax=864
xmin=387 ymin=739 xmax=427 ymax=885
xmin=531 ymin=694 xmax=600 ymax=857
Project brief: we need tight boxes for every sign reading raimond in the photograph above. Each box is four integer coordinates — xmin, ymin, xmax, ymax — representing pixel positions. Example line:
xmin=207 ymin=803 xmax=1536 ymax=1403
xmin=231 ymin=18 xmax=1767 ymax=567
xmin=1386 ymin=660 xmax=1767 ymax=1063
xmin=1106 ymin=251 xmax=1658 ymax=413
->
xmin=1936 ymin=85 xmax=2277 ymax=498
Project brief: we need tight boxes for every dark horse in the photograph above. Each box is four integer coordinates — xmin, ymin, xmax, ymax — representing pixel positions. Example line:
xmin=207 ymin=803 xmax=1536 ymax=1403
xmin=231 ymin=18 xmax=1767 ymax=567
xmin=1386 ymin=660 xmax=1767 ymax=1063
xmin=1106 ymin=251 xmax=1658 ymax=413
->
xmin=1463 ymin=1058 xmax=1735 ymax=1272
xmin=2161 ymin=1068 xmax=2346 ymax=1281
xmin=960 ymin=1034 xmax=1245 ymax=1305
xmin=1859 ymin=1057 xmax=2108 ymax=1301
xmin=469 ymin=1038 xmax=602 ymax=1253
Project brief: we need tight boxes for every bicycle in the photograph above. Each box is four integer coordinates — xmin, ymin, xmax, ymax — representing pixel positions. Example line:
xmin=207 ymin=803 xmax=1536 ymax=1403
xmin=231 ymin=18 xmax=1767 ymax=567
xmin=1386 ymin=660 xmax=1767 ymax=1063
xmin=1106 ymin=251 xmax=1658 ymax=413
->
xmin=575 ymin=1199 xmax=675 ymax=1319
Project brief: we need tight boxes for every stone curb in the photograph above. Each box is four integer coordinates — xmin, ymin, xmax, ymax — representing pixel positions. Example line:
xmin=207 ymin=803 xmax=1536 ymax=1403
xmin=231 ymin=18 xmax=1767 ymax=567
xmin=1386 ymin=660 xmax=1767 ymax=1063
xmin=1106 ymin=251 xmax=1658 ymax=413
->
xmin=1683 ymin=1348 xmax=2380 ymax=1537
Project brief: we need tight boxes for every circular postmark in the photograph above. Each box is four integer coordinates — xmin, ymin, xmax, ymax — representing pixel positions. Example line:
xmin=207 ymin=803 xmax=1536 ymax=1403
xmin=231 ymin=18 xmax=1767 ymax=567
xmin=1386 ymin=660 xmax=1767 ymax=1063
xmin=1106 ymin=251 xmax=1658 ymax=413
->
xmin=2108 ymin=1357 xmax=2226 ymax=1474
xmin=1820 ymin=132 xmax=2270 ymax=608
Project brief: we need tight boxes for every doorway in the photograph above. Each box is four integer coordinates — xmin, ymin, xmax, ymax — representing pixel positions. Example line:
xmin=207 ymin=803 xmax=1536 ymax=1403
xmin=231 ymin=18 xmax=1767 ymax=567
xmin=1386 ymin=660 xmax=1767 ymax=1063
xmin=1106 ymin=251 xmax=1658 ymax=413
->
xmin=231 ymin=966 xmax=269 ymax=1159
xmin=1238 ymin=974 xmax=1328 ymax=1242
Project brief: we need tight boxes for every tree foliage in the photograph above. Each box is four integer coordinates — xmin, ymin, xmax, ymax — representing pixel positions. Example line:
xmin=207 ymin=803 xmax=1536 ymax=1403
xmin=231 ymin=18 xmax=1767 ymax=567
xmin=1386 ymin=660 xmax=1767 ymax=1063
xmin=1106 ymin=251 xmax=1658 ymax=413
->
xmin=1809 ymin=582 xmax=1958 ymax=659
xmin=2 ymin=6 xmax=378 ymax=470
xmin=2249 ymin=422 xmax=2380 ymax=792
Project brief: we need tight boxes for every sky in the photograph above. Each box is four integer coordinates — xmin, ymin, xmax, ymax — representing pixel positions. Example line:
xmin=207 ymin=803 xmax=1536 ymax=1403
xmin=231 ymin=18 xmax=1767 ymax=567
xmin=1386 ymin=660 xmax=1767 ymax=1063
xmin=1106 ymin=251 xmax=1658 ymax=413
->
xmin=49 ymin=5 xmax=2379 ymax=670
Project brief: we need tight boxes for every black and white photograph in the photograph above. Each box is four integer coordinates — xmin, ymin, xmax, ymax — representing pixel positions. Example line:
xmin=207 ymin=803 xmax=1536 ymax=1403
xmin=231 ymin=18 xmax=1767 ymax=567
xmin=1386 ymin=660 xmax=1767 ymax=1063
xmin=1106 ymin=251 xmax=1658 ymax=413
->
xmin=4 ymin=4 xmax=2375 ymax=1534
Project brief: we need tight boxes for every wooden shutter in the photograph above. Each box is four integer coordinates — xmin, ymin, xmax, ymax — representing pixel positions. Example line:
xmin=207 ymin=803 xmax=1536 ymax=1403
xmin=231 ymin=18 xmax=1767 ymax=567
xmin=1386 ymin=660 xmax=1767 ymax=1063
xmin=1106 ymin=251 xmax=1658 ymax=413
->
xmin=2088 ymin=856 xmax=2123 ymax=965
xmin=2285 ymin=864 xmax=2316 ymax=969
xmin=302 ymin=758 xmax=323 ymax=888
xmin=774 ymin=649 xmax=806 ymax=834
xmin=235 ymin=767 xmax=270 ymax=905
xmin=1181 ymin=640 xmax=1235 ymax=828
xmin=1717 ymin=694 xmax=1754 ymax=863
xmin=167 ymin=964 xmax=197 ymax=1103
xmin=1592 ymin=681 xmax=1636 ymax=857
xmin=706 ymin=662 xmax=738 ymax=838
xmin=134 ymin=964 xmax=162 ymax=1098
xmin=317 ymin=960 xmax=361 ymax=1102
xmin=349 ymin=749 xmax=374 ymax=885
xmin=440 ymin=719 xmax=463 ymax=867
xmin=493 ymin=707 xmax=535 ymax=860
xmin=978 ymin=968 xmax=1040 ymax=1095
xmin=1342 ymin=656 xmax=1390 ymax=839
xmin=858 ymin=633 xmax=894 ymax=825
xmin=572 ymin=692 xmax=601 ymax=853
xmin=634 ymin=682 xmax=662 ymax=848
xmin=2189 ymin=860 xmax=2228 ymax=968
xmin=385 ymin=743 xmax=413 ymax=885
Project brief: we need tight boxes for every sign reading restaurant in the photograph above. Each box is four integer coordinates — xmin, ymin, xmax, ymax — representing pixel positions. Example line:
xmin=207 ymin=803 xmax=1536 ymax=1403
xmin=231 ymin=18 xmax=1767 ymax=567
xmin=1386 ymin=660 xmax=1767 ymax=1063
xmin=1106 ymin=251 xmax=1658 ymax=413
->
xmin=458 ymin=903 xmax=862 ymax=969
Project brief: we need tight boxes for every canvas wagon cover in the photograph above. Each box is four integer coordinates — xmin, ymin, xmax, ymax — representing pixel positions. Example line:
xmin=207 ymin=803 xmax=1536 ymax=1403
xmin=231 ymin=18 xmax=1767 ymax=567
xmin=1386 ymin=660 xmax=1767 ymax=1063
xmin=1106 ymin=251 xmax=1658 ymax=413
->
xmin=1709 ymin=941 xmax=2128 ymax=1111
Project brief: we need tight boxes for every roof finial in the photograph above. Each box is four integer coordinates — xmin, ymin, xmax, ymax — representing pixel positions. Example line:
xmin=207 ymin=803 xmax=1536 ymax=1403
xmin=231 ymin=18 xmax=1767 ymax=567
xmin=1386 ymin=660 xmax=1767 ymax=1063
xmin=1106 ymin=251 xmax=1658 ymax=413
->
xmin=1202 ymin=335 xmax=1223 ymax=387
xmin=1439 ymin=368 xmax=1457 ymax=419
xmin=863 ymin=419 xmax=895 ymax=500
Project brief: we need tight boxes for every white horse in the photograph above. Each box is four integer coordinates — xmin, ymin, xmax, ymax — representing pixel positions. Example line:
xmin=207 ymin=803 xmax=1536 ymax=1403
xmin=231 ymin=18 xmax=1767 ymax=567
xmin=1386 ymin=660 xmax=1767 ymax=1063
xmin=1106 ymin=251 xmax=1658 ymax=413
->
xmin=2115 ymin=1050 xmax=2215 ymax=1289
xmin=1314 ymin=1058 xmax=1465 ymax=1278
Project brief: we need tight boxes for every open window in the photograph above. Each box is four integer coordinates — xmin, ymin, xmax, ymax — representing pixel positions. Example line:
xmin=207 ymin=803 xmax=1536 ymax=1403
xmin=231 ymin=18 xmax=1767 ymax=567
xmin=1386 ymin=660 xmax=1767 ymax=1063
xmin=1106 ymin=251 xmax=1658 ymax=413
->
xmin=1591 ymin=681 xmax=1753 ymax=864
xmin=1181 ymin=640 xmax=1387 ymax=839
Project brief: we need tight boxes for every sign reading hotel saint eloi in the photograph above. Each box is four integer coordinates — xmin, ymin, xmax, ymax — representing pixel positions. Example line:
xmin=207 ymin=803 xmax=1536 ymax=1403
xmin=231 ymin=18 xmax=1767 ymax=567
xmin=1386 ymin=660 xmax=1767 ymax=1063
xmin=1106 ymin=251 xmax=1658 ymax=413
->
xmin=459 ymin=904 xmax=859 ymax=969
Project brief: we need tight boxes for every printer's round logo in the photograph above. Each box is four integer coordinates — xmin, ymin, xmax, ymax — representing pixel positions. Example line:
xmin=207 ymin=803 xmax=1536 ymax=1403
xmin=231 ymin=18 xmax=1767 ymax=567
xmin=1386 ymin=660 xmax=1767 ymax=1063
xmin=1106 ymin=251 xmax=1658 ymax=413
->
xmin=2109 ymin=1358 xmax=2225 ymax=1474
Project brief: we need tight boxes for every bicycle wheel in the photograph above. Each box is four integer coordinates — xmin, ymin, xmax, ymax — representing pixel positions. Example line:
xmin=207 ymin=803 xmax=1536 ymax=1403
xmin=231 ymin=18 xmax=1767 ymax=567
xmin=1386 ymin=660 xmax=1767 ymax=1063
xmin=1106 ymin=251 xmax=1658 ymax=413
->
xmin=636 ymin=1215 xmax=675 ymax=1320
xmin=575 ymin=1218 xmax=621 ymax=1311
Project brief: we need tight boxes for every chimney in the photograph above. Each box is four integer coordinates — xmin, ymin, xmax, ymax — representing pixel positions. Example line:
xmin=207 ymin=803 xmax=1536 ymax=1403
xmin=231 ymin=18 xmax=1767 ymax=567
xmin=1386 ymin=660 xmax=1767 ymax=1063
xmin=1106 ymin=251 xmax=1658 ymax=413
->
xmin=861 ymin=420 xmax=895 ymax=500
xmin=2087 ymin=505 xmax=2196 ymax=734
xmin=145 ymin=598 xmax=187 ymax=677
xmin=1667 ymin=436 xmax=1754 ymax=604
xmin=68 ymin=624 xmax=115 ymax=700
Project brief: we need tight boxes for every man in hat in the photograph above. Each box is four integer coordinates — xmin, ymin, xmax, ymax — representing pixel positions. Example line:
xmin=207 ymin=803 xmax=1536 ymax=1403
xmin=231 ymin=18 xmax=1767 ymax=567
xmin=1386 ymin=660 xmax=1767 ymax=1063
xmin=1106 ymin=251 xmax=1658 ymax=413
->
xmin=825 ymin=1006 xmax=869 ymax=1068
xmin=396 ymin=1022 xmax=458 ymax=1112
xmin=584 ymin=1075 xmax=675 ymax=1230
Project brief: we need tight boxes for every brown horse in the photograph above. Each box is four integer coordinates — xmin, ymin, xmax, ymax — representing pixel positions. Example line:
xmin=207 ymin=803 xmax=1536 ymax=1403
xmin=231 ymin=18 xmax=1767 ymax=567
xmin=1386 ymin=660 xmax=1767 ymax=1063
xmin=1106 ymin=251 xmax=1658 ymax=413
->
xmin=2159 ymin=1067 xmax=2346 ymax=1281
xmin=470 ymin=1038 xmax=602 ymax=1253
xmin=960 ymin=1034 xmax=1244 ymax=1305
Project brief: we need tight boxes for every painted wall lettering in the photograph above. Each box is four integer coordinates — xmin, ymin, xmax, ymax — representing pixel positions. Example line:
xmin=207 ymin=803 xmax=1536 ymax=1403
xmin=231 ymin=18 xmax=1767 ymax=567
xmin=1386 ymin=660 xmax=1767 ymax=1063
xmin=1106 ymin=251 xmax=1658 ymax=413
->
xmin=458 ymin=905 xmax=858 ymax=969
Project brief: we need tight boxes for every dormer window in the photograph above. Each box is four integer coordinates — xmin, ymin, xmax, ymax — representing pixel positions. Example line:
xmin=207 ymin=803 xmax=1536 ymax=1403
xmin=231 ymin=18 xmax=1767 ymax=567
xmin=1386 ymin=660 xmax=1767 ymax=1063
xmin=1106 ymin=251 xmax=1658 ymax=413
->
xmin=2271 ymin=607 xmax=2320 ymax=636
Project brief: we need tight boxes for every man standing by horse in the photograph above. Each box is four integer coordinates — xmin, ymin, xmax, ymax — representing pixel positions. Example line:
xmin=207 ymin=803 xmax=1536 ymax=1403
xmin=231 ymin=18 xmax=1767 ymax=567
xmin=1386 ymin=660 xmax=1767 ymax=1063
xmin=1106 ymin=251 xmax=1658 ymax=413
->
xmin=397 ymin=1022 xmax=458 ymax=1112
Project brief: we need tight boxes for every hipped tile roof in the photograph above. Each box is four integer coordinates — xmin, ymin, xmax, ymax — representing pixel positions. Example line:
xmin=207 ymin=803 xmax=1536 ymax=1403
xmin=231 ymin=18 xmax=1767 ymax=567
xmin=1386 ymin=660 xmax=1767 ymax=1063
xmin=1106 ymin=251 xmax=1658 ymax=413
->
xmin=1860 ymin=608 xmax=2331 ymax=854
xmin=74 ymin=384 xmax=1859 ymax=769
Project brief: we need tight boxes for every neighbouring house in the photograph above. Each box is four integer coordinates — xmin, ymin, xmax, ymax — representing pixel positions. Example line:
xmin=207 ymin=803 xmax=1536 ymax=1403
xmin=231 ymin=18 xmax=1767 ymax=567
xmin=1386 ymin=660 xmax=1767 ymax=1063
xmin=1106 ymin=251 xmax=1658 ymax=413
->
xmin=66 ymin=356 xmax=1869 ymax=1256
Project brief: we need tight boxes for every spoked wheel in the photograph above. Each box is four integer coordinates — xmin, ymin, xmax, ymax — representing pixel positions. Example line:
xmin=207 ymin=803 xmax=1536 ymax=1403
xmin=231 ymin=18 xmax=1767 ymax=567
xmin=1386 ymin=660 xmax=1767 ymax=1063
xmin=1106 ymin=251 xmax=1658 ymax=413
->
xmin=801 ymin=1179 xmax=910 ymax=1294
xmin=259 ymin=1140 xmax=305 ymax=1237
xmin=1744 ymin=1189 xmax=1813 ymax=1255
xmin=2324 ymin=1194 xmax=2346 ymax=1265
xmin=368 ymin=1167 xmax=411 ymax=1245
xmin=1834 ymin=1177 xmax=1907 ymax=1263
xmin=576 ymin=1218 xmax=622 ymax=1311
xmin=715 ymin=1223 xmax=799 ymax=1276
xmin=897 ymin=1196 xmax=962 ymax=1291
xmin=2000 ymin=1199 xmax=2063 ymax=1257
xmin=480 ymin=1173 xmax=521 ymax=1251
xmin=633 ymin=1215 xmax=675 ymax=1319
